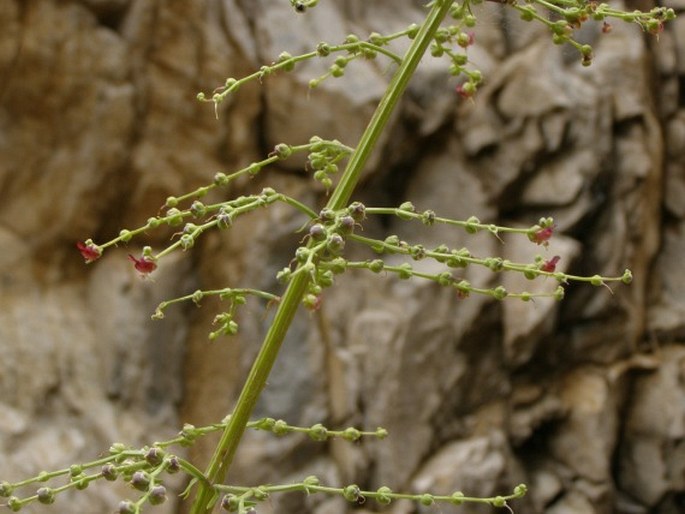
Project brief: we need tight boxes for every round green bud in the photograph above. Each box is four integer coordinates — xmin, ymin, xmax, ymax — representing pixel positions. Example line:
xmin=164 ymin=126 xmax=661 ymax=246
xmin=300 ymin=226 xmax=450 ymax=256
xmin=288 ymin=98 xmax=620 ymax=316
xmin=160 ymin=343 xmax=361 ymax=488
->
xmin=451 ymin=491 xmax=465 ymax=505
xmin=514 ymin=483 xmax=528 ymax=496
xmin=493 ymin=286 xmax=508 ymax=300
xmin=590 ymin=275 xmax=603 ymax=286
xmin=36 ymin=487 xmax=55 ymax=505
xmin=7 ymin=496 xmax=21 ymax=512
xmin=316 ymin=42 xmax=331 ymax=57
xmin=376 ymin=486 xmax=393 ymax=505
xmin=368 ymin=259 xmax=384 ymax=273
xmin=622 ymin=269 xmax=633 ymax=284
xmin=308 ymin=423 xmax=328 ymax=441
xmin=343 ymin=485 xmax=360 ymax=502
xmin=180 ymin=234 xmax=194 ymax=250
xmin=465 ymin=216 xmax=480 ymax=233
xmin=420 ymin=494 xmax=434 ymax=506
xmin=342 ymin=427 xmax=361 ymax=441
xmin=331 ymin=64 xmax=345 ymax=78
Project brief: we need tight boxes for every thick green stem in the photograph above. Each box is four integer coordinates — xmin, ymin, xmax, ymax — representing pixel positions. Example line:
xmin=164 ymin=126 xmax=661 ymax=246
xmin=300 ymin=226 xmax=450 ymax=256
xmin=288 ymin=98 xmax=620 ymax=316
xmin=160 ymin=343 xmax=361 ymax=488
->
xmin=189 ymin=2 xmax=454 ymax=512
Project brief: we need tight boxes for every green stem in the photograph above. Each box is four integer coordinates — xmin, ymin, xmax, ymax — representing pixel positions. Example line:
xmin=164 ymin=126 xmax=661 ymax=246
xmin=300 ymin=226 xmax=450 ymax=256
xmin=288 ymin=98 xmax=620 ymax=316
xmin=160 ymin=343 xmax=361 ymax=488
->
xmin=189 ymin=2 xmax=454 ymax=512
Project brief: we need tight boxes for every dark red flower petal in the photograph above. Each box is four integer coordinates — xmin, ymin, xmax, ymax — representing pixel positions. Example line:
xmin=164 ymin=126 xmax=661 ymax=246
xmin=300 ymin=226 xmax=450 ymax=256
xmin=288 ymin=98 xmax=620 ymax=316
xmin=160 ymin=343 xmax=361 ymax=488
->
xmin=530 ymin=225 xmax=555 ymax=246
xmin=128 ymin=254 xmax=157 ymax=274
xmin=76 ymin=241 xmax=101 ymax=263
xmin=541 ymin=255 xmax=561 ymax=273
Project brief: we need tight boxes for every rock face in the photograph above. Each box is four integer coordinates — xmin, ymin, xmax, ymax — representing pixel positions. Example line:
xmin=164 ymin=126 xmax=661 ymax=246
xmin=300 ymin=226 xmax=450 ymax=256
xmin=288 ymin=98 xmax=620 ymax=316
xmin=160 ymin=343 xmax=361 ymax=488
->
xmin=1 ymin=1 xmax=684 ymax=514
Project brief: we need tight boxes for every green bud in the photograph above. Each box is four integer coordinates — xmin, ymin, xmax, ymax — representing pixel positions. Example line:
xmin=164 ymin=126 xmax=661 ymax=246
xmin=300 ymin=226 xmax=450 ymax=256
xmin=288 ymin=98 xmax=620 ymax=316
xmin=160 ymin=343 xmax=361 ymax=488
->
xmin=343 ymin=485 xmax=360 ymax=502
xmin=165 ymin=208 xmax=184 ymax=226
xmin=375 ymin=427 xmax=388 ymax=439
xmin=119 ymin=229 xmax=133 ymax=242
xmin=369 ymin=259 xmax=384 ymax=273
xmin=514 ymin=483 xmax=528 ymax=496
xmin=316 ymin=42 xmax=331 ymax=56
xmin=342 ymin=427 xmax=361 ymax=441
xmin=622 ymin=269 xmax=633 ymax=284
xmin=421 ymin=210 xmax=436 ymax=225
xmin=590 ymin=275 xmax=603 ymax=286
xmin=553 ymin=286 xmax=565 ymax=300
xmin=273 ymin=143 xmax=292 ymax=160
xmin=190 ymin=200 xmax=207 ymax=218
xmin=0 ymin=481 xmax=14 ymax=497
xmin=397 ymin=263 xmax=413 ymax=279
xmin=303 ymin=475 xmax=320 ymax=487
xmin=451 ymin=491 xmax=465 ymax=505
xmin=180 ymin=234 xmax=194 ymax=250
xmin=273 ymin=419 xmax=291 ymax=436
xmin=465 ymin=215 xmax=480 ymax=233
xmin=438 ymin=272 xmax=453 ymax=286
xmin=492 ymin=496 xmax=506 ymax=507
xmin=493 ymin=286 xmax=508 ymax=300
xmin=7 ymin=496 xmax=21 ymax=512
xmin=376 ymin=486 xmax=392 ymax=505
xmin=37 ymin=487 xmax=55 ymax=505
xmin=330 ymin=64 xmax=345 ymax=77
xmin=420 ymin=494 xmax=434 ymax=506
xmin=309 ymin=423 xmax=328 ymax=441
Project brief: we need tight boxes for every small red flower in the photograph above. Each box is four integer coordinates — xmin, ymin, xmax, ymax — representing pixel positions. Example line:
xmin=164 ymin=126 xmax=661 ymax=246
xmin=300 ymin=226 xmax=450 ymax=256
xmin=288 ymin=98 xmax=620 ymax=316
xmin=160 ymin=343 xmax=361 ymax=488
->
xmin=540 ymin=255 xmax=561 ymax=273
xmin=530 ymin=225 xmax=555 ymax=246
xmin=76 ymin=241 xmax=101 ymax=263
xmin=456 ymin=82 xmax=475 ymax=99
xmin=128 ymin=254 xmax=157 ymax=274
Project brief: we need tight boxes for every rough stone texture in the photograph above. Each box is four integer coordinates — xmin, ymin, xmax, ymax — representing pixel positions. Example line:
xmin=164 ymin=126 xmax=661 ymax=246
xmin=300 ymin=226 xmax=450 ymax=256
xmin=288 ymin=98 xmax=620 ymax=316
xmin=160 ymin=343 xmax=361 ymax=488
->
xmin=1 ymin=1 xmax=684 ymax=514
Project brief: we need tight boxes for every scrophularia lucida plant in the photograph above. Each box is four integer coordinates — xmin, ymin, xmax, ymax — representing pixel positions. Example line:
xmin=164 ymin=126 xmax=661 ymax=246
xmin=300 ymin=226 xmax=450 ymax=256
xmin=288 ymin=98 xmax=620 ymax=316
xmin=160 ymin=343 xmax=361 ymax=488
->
xmin=2 ymin=0 xmax=673 ymax=512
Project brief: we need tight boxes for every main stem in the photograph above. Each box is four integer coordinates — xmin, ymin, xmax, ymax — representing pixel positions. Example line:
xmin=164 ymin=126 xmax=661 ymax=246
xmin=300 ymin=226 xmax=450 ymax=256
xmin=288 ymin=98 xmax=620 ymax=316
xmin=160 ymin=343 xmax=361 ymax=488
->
xmin=189 ymin=2 xmax=453 ymax=512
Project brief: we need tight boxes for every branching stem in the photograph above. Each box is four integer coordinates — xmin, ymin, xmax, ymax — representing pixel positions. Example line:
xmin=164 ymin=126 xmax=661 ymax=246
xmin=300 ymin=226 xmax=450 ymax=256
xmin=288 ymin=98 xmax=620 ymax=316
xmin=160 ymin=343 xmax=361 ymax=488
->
xmin=188 ymin=1 xmax=455 ymax=512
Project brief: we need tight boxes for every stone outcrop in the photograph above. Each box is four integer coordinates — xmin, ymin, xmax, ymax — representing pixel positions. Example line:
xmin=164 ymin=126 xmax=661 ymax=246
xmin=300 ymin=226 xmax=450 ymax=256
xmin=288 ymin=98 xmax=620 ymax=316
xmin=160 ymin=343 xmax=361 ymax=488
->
xmin=0 ymin=1 xmax=683 ymax=513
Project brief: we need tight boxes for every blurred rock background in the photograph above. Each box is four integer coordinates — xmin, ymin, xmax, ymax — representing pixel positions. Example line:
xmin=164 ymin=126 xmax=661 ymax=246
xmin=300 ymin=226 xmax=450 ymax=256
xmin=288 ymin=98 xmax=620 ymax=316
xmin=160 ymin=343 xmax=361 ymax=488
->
xmin=1 ymin=0 xmax=684 ymax=513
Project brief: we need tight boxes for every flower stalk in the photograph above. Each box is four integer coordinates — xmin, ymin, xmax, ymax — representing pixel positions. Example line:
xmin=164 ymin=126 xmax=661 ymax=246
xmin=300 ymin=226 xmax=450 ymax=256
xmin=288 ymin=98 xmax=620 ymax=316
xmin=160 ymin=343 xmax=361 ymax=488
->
xmin=188 ymin=1 xmax=455 ymax=512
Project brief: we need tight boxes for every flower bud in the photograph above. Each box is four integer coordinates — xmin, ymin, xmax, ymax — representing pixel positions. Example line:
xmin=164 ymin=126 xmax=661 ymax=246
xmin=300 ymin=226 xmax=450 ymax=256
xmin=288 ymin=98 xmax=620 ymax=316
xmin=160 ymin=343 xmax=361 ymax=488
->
xmin=130 ymin=471 xmax=151 ymax=491
xmin=343 ymin=485 xmax=360 ymax=502
xmin=309 ymin=223 xmax=326 ymax=240
xmin=308 ymin=423 xmax=328 ymax=441
xmin=326 ymin=234 xmax=345 ymax=254
xmin=102 ymin=463 xmax=118 ymax=481
xmin=148 ymin=485 xmax=167 ymax=505
xmin=145 ymin=447 xmax=164 ymax=466
xmin=376 ymin=486 xmax=392 ymax=505
xmin=303 ymin=475 xmax=320 ymax=487
xmin=342 ymin=427 xmax=361 ymax=441
xmin=36 ymin=487 xmax=55 ymax=505
xmin=221 ymin=494 xmax=239 ymax=512
xmin=451 ymin=491 xmax=465 ymax=505
xmin=420 ymin=494 xmax=434 ymax=506
xmin=165 ymin=455 xmax=181 ymax=474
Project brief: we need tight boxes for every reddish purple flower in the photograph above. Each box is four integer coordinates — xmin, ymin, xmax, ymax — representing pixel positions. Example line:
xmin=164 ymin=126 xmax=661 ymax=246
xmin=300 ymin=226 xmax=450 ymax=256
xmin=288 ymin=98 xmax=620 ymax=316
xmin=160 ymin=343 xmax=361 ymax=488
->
xmin=530 ymin=225 xmax=555 ymax=246
xmin=76 ymin=241 xmax=101 ymax=263
xmin=540 ymin=255 xmax=561 ymax=273
xmin=128 ymin=254 xmax=157 ymax=274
